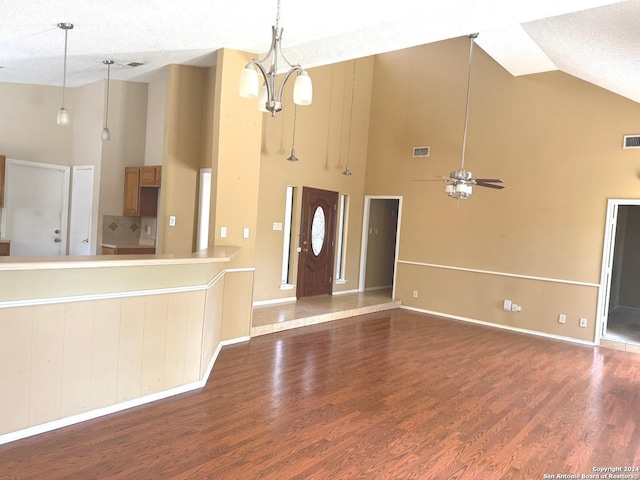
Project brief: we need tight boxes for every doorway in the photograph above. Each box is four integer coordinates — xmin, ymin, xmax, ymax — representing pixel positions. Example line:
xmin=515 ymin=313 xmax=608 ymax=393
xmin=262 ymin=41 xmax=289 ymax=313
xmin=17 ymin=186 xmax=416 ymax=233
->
xmin=359 ymin=196 xmax=402 ymax=297
xmin=2 ymin=159 xmax=70 ymax=256
xmin=599 ymin=200 xmax=640 ymax=344
xmin=296 ymin=187 xmax=339 ymax=298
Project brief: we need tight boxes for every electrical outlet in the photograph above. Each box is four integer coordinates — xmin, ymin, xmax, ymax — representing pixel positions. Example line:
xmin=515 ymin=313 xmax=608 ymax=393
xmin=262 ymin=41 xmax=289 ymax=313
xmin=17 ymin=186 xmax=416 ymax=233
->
xmin=558 ymin=314 xmax=567 ymax=324
xmin=579 ymin=317 xmax=588 ymax=328
xmin=511 ymin=303 xmax=522 ymax=312
xmin=412 ymin=290 xmax=418 ymax=298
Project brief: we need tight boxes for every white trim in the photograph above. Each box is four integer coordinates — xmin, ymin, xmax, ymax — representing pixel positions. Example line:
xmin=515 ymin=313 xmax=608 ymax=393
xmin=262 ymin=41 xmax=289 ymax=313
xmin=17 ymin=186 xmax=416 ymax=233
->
xmin=364 ymin=285 xmax=392 ymax=292
xmin=225 ymin=267 xmax=255 ymax=273
xmin=359 ymin=196 xmax=403 ymax=296
xmin=0 ymin=266 xmax=231 ymax=310
xmin=280 ymin=283 xmax=295 ymax=290
xmin=596 ymin=198 xmax=640 ymax=346
xmin=397 ymin=260 xmax=600 ymax=288
xmin=335 ymin=279 xmax=348 ymax=285
xmin=253 ymin=296 xmax=296 ymax=307
xmin=0 ymin=334 xmax=250 ymax=446
xmin=332 ymin=288 xmax=359 ymax=296
xmin=401 ymin=305 xmax=596 ymax=347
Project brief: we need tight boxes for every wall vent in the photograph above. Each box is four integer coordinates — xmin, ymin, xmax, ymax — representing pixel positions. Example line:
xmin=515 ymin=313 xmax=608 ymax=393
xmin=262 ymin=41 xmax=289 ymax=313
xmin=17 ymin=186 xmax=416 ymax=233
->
xmin=623 ymin=135 xmax=640 ymax=149
xmin=413 ymin=146 xmax=430 ymax=157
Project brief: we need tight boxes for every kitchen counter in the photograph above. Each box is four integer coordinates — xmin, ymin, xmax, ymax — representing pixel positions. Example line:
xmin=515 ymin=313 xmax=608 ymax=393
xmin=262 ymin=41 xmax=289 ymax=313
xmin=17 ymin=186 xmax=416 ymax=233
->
xmin=0 ymin=243 xmax=253 ymax=444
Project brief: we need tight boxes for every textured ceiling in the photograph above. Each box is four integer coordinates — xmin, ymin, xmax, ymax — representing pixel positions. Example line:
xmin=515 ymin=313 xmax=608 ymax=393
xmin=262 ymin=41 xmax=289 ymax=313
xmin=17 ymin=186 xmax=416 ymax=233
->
xmin=2 ymin=0 xmax=639 ymax=102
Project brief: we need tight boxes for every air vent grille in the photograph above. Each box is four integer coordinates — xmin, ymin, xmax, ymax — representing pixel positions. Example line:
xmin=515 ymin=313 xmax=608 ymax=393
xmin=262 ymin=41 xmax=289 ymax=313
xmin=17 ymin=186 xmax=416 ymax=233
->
xmin=413 ymin=146 xmax=430 ymax=157
xmin=623 ymin=135 xmax=640 ymax=149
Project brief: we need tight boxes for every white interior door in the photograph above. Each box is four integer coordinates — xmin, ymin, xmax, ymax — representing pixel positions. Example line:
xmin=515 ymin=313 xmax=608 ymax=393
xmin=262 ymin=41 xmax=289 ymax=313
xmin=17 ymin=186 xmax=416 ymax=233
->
xmin=69 ymin=166 xmax=94 ymax=255
xmin=3 ymin=159 xmax=70 ymax=256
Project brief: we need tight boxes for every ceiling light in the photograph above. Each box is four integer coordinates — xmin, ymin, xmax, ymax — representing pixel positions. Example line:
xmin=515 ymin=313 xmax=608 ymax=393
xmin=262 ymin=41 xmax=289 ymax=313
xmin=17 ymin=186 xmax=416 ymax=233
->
xmin=239 ymin=0 xmax=313 ymax=116
xmin=56 ymin=22 xmax=73 ymax=126
xmin=101 ymin=60 xmax=114 ymax=141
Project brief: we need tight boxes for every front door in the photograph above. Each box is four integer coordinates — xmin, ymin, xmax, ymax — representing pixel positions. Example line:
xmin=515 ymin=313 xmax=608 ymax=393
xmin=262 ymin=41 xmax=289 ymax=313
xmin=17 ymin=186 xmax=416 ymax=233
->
xmin=297 ymin=187 xmax=339 ymax=298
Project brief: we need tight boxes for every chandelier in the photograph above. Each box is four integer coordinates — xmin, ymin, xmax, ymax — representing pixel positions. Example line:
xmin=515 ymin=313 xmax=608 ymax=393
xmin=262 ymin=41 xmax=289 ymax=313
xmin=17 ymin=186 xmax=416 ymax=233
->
xmin=238 ymin=0 xmax=312 ymax=116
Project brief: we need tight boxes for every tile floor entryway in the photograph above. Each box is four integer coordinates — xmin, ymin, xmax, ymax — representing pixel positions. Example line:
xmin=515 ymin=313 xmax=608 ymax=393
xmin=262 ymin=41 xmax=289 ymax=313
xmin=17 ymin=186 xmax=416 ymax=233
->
xmin=251 ymin=289 xmax=400 ymax=337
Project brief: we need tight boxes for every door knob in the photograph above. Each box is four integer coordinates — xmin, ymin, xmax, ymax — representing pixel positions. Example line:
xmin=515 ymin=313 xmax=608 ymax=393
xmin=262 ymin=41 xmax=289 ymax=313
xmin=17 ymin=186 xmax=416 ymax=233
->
xmin=296 ymin=247 xmax=302 ymax=252
xmin=55 ymin=229 xmax=60 ymax=234
xmin=54 ymin=238 xmax=61 ymax=243
xmin=82 ymin=238 xmax=89 ymax=243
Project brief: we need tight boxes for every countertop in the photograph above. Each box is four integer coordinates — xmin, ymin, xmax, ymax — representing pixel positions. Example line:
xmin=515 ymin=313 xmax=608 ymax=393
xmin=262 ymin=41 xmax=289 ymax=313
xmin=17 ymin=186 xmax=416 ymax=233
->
xmin=0 ymin=245 xmax=240 ymax=271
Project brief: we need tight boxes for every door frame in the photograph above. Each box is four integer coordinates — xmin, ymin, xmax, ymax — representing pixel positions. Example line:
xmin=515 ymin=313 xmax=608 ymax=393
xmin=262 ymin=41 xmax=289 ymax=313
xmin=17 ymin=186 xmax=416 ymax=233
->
xmin=596 ymin=198 xmax=640 ymax=345
xmin=359 ymin=195 xmax=403 ymax=297
xmin=2 ymin=158 xmax=70 ymax=255
xmin=69 ymin=165 xmax=94 ymax=255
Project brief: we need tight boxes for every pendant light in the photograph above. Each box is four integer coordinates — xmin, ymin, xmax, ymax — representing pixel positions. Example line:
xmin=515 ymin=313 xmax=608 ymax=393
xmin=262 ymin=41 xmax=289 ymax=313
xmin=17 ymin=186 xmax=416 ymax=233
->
xmin=56 ymin=22 xmax=73 ymax=126
xmin=286 ymin=105 xmax=299 ymax=162
xmin=101 ymin=60 xmax=114 ymax=141
xmin=239 ymin=0 xmax=313 ymax=116
xmin=342 ymin=60 xmax=357 ymax=176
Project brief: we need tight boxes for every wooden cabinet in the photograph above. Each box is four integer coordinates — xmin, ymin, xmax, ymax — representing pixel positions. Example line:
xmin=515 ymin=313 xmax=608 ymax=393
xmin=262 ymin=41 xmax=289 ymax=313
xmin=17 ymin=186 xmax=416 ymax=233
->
xmin=0 ymin=242 xmax=10 ymax=256
xmin=0 ymin=154 xmax=6 ymax=208
xmin=140 ymin=166 xmax=162 ymax=187
xmin=123 ymin=166 xmax=162 ymax=217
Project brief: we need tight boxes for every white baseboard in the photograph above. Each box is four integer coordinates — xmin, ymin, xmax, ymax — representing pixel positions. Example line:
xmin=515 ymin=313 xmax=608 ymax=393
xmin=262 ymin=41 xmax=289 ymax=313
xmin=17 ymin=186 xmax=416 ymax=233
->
xmin=0 ymin=335 xmax=250 ymax=446
xmin=401 ymin=306 xmax=596 ymax=347
xmin=332 ymin=289 xmax=359 ymax=296
xmin=253 ymin=297 xmax=296 ymax=307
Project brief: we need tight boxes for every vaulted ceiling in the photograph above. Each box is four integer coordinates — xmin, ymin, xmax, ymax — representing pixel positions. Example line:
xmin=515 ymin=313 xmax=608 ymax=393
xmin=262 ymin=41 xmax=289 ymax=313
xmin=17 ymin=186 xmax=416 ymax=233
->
xmin=2 ymin=0 xmax=640 ymax=102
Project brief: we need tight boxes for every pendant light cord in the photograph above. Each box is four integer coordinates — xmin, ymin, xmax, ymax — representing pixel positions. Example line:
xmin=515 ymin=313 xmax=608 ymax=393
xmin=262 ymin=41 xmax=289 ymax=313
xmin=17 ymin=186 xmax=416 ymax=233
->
xmin=291 ymin=104 xmax=297 ymax=147
xmin=62 ymin=28 xmax=69 ymax=107
xmin=105 ymin=62 xmax=111 ymax=126
xmin=346 ymin=60 xmax=357 ymax=169
xmin=460 ymin=34 xmax=477 ymax=171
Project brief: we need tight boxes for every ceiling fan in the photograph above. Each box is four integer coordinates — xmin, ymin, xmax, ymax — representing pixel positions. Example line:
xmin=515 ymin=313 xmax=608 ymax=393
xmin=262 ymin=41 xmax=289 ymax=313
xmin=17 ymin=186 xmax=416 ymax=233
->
xmin=417 ymin=33 xmax=505 ymax=200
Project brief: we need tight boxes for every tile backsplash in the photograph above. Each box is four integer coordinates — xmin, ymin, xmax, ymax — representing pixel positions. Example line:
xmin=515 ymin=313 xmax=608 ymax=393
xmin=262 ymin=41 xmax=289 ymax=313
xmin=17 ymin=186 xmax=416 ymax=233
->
xmin=102 ymin=215 xmax=157 ymax=244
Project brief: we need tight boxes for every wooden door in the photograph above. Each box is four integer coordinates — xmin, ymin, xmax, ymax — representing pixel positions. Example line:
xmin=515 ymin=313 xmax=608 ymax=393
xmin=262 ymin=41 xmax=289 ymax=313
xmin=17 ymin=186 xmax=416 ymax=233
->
xmin=123 ymin=167 xmax=140 ymax=215
xmin=296 ymin=187 xmax=339 ymax=298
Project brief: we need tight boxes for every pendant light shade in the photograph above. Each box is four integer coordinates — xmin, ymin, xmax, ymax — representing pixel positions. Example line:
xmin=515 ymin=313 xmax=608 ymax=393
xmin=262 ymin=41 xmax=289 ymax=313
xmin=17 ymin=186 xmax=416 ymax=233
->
xmin=239 ymin=66 xmax=259 ymax=98
xmin=57 ymin=22 xmax=73 ymax=126
xmin=293 ymin=71 xmax=313 ymax=106
xmin=102 ymin=60 xmax=114 ymax=141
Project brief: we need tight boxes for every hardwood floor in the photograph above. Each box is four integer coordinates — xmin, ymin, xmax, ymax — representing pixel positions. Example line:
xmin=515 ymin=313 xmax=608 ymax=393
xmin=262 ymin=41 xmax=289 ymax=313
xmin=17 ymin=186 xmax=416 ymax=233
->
xmin=2 ymin=309 xmax=640 ymax=479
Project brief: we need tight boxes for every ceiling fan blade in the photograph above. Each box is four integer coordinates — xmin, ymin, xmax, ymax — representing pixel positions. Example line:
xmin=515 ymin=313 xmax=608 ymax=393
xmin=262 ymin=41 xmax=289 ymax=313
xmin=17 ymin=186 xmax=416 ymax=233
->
xmin=474 ymin=178 xmax=503 ymax=184
xmin=475 ymin=182 xmax=505 ymax=190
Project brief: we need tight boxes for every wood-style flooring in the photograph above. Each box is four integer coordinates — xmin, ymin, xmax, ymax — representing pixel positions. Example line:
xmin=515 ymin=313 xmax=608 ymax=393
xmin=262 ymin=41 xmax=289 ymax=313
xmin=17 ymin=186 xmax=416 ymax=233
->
xmin=2 ymin=309 xmax=640 ymax=479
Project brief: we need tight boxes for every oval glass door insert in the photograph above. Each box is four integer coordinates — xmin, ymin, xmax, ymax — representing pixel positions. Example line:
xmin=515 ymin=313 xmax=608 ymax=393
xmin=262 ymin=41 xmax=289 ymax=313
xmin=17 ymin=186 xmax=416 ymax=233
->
xmin=311 ymin=206 xmax=325 ymax=256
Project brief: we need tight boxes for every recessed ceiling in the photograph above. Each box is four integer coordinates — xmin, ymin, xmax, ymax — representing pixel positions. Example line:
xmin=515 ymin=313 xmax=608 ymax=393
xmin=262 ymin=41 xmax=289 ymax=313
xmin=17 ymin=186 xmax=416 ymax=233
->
xmin=1 ymin=0 xmax=639 ymax=102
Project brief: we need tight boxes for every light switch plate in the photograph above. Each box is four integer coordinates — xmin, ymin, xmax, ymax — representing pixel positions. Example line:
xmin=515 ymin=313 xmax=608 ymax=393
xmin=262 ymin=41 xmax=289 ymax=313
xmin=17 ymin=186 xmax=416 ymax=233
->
xmin=243 ymin=227 xmax=250 ymax=239
xmin=273 ymin=222 xmax=283 ymax=231
xmin=169 ymin=216 xmax=176 ymax=227
xmin=220 ymin=226 xmax=227 ymax=238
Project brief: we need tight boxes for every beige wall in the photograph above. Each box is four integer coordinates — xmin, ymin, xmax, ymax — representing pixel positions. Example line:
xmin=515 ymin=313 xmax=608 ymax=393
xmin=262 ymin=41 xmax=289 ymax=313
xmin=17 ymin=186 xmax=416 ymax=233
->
xmin=253 ymin=57 xmax=375 ymax=302
xmin=0 ymin=82 xmax=73 ymax=165
xmin=160 ymin=65 xmax=205 ymax=255
xmin=366 ymin=37 xmax=640 ymax=341
xmin=209 ymin=49 xmax=263 ymax=269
